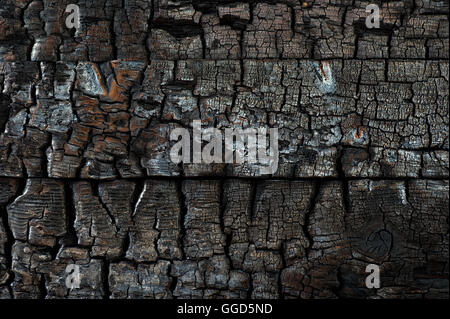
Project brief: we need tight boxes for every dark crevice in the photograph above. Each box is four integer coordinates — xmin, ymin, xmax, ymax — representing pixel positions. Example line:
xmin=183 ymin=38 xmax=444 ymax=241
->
xmin=101 ymin=258 xmax=111 ymax=299
xmin=0 ymin=205 xmax=16 ymax=295
xmin=176 ymin=180 xmax=188 ymax=260
xmin=0 ymin=94 xmax=11 ymax=134
xmin=331 ymin=265 xmax=344 ymax=297
xmin=168 ymin=262 xmax=178 ymax=299
xmin=38 ymin=273 xmax=48 ymax=299
xmin=152 ymin=20 xmax=204 ymax=39
xmin=304 ymin=181 xmax=321 ymax=259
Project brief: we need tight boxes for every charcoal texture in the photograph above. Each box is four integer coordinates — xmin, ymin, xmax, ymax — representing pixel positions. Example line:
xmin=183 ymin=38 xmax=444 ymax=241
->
xmin=0 ymin=0 xmax=448 ymax=299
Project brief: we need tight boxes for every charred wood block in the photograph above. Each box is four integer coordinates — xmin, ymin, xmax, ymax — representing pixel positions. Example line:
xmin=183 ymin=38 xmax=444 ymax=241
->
xmin=0 ymin=0 xmax=448 ymax=300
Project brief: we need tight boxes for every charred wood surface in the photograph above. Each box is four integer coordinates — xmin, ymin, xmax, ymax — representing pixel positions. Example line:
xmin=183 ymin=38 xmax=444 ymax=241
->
xmin=0 ymin=0 xmax=448 ymax=299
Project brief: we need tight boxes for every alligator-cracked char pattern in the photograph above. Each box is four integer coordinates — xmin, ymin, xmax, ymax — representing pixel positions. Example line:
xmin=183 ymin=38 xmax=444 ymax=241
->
xmin=0 ymin=0 xmax=448 ymax=299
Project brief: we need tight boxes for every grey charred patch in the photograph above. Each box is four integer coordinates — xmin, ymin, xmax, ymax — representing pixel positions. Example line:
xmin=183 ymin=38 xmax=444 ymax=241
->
xmin=0 ymin=0 xmax=448 ymax=300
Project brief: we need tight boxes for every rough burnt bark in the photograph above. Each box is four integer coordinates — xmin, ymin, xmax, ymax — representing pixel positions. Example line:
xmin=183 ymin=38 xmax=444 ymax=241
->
xmin=0 ymin=0 xmax=448 ymax=299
